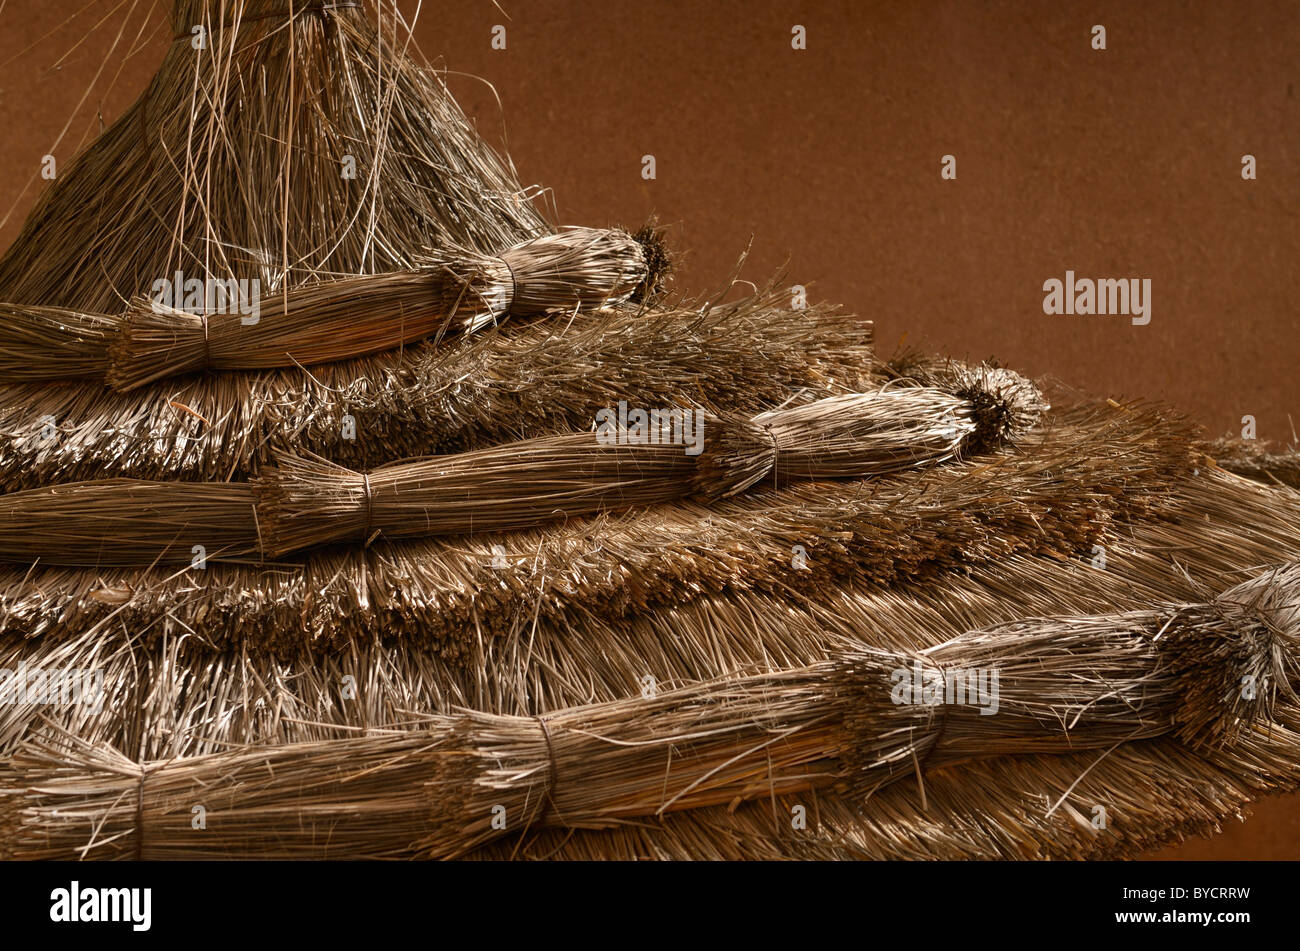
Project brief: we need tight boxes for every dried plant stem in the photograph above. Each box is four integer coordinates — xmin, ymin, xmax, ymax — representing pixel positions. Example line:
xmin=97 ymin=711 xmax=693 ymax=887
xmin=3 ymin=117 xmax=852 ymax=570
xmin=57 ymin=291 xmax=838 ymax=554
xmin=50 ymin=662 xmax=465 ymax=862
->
xmin=254 ymin=385 xmax=1034 ymax=556
xmin=0 ymin=286 xmax=877 ymax=491
xmin=0 ymin=481 xmax=258 ymax=566
xmin=0 ymin=306 xmax=115 ymax=381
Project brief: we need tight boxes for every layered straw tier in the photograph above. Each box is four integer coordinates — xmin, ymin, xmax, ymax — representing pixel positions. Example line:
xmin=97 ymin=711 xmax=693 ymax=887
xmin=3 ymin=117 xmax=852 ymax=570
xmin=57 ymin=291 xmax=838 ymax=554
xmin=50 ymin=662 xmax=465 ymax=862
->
xmin=2 ymin=463 xmax=1294 ymax=765
xmin=0 ymin=377 xmax=1043 ymax=566
xmin=3 ymin=565 xmax=1294 ymax=860
xmin=0 ymin=0 xmax=546 ymax=312
xmin=0 ymin=397 xmax=1184 ymax=661
xmin=0 ymin=287 xmax=876 ymax=491
xmin=0 ymin=227 xmax=660 ymax=389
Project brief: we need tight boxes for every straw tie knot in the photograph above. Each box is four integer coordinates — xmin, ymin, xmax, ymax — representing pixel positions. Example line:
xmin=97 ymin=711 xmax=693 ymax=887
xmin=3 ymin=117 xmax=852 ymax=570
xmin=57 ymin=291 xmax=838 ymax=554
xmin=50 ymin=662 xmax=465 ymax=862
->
xmin=360 ymin=471 xmax=374 ymax=546
xmin=534 ymin=715 xmax=561 ymax=824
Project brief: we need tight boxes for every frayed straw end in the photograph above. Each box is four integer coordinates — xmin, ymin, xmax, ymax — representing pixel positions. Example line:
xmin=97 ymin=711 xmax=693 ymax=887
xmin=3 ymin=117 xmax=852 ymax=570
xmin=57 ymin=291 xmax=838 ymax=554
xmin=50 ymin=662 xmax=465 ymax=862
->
xmin=255 ymin=454 xmax=369 ymax=557
xmin=629 ymin=224 xmax=673 ymax=304
xmin=502 ymin=226 xmax=650 ymax=316
xmin=1167 ymin=564 xmax=1300 ymax=748
xmin=108 ymin=300 xmax=211 ymax=392
xmin=949 ymin=365 xmax=1049 ymax=456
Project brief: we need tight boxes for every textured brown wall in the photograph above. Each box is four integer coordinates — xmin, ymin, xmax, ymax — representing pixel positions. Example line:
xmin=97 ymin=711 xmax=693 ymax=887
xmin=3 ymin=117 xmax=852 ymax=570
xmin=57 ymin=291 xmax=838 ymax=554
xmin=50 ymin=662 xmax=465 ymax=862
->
xmin=0 ymin=1 xmax=1296 ymax=858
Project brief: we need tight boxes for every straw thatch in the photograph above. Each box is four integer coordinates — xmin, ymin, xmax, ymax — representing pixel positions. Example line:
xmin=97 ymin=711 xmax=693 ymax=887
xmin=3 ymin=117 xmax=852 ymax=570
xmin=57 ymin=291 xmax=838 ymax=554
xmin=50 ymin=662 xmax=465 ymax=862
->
xmin=2 ymin=436 xmax=1291 ymax=759
xmin=1 ymin=0 xmax=1296 ymax=864
xmin=0 ymin=379 xmax=1028 ymax=566
xmin=0 ymin=287 xmax=875 ymax=491
xmin=0 ymin=0 xmax=546 ymax=313
xmin=3 ymin=458 xmax=1298 ymax=859
xmin=0 ymin=393 xmax=1145 ymax=659
xmin=3 ymin=563 xmax=1295 ymax=859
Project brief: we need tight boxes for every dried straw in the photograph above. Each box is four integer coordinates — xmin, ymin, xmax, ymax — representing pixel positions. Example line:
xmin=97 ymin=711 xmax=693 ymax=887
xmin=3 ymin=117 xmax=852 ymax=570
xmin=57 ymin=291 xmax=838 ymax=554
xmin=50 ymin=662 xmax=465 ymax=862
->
xmin=255 ymin=386 xmax=990 ymax=556
xmin=2 ymin=454 xmax=1296 ymax=797
xmin=0 ymin=306 xmax=114 ymax=381
xmin=1203 ymin=436 xmax=1300 ymax=490
xmin=104 ymin=227 xmax=655 ymax=390
xmin=0 ymin=481 xmax=258 ymax=566
xmin=0 ymin=380 xmax=1027 ymax=566
xmin=0 ymin=0 xmax=546 ymax=312
xmin=0 ymin=397 xmax=1177 ymax=646
xmin=4 ymin=565 xmax=1293 ymax=859
xmin=0 ymin=286 xmax=876 ymax=491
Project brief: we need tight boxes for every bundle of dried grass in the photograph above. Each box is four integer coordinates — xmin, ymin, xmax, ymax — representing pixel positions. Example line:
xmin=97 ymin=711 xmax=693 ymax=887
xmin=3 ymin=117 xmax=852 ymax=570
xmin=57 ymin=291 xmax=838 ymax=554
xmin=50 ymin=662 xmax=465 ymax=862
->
xmin=886 ymin=359 xmax=1052 ymax=454
xmin=2 ymin=0 xmax=1291 ymax=865
xmin=254 ymin=385 xmax=999 ymax=556
xmin=104 ymin=227 xmax=657 ymax=391
xmin=0 ymin=397 xmax=1183 ymax=649
xmin=0 ymin=0 xmax=546 ymax=313
xmin=0 ymin=379 xmax=1030 ymax=566
xmin=0 ymin=481 xmax=258 ymax=567
xmin=0 ymin=287 xmax=876 ymax=491
xmin=473 ymin=714 xmax=1300 ymax=861
xmin=0 ymin=306 xmax=115 ymax=381
xmin=5 ymin=565 xmax=1293 ymax=859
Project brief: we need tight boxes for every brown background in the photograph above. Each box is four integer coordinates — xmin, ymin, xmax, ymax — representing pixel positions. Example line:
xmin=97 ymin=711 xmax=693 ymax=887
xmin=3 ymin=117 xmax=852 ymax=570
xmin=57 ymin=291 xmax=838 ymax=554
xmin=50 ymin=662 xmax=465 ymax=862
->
xmin=0 ymin=1 xmax=1296 ymax=858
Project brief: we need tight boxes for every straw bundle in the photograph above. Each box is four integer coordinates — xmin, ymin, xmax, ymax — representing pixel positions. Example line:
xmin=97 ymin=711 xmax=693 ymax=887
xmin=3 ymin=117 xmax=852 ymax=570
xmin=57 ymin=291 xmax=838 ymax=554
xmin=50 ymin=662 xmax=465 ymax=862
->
xmin=0 ymin=287 xmax=876 ymax=491
xmin=0 ymin=481 xmax=258 ymax=567
xmin=4 ymin=565 xmax=1293 ymax=859
xmin=0 ymin=0 xmax=546 ymax=312
xmin=0 ymin=397 xmax=1176 ymax=651
xmin=0 ymin=382 xmax=1018 ymax=566
xmin=887 ymin=361 xmax=1051 ymax=453
xmin=104 ymin=227 xmax=656 ymax=391
xmin=0 ymin=306 xmax=115 ymax=381
xmin=255 ymin=386 xmax=991 ymax=556
xmin=469 ymin=715 xmax=1300 ymax=861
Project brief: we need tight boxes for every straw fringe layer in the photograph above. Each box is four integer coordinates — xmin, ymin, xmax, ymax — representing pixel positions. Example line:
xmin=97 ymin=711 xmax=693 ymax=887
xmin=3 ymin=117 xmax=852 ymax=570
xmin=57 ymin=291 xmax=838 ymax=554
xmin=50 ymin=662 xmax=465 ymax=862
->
xmin=0 ymin=399 xmax=1182 ymax=643
xmin=3 ymin=565 xmax=1295 ymax=859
